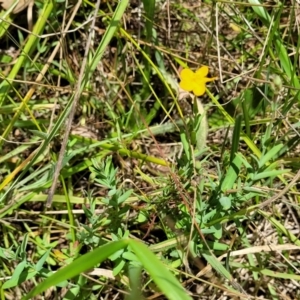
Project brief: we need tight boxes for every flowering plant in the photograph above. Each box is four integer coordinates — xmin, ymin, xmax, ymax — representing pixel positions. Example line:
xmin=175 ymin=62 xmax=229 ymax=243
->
xmin=179 ymin=66 xmax=217 ymax=96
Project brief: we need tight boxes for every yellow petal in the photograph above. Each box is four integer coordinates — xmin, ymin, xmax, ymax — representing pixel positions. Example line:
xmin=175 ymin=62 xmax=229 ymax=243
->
xmin=195 ymin=66 xmax=209 ymax=78
xmin=203 ymin=76 xmax=218 ymax=83
xmin=180 ymin=68 xmax=195 ymax=81
xmin=193 ymin=83 xmax=206 ymax=96
xmin=179 ymin=80 xmax=193 ymax=92
xmin=229 ymin=23 xmax=241 ymax=33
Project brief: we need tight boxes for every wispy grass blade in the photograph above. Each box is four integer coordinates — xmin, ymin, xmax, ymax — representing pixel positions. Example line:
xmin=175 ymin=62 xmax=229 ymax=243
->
xmin=248 ymin=0 xmax=300 ymax=89
xmin=0 ymin=1 xmax=54 ymax=143
xmin=0 ymin=0 xmax=130 ymax=201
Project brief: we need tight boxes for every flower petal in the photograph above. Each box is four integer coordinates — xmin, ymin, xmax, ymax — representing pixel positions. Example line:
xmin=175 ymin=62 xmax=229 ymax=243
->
xmin=179 ymin=80 xmax=193 ymax=92
xmin=180 ymin=68 xmax=195 ymax=80
xmin=195 ymin=66 xmax=209 ymax=78
xmin=203 ymin=76 xmax=218 ymax=83
xmin=193 ymin=83 xmax=206 ymax=96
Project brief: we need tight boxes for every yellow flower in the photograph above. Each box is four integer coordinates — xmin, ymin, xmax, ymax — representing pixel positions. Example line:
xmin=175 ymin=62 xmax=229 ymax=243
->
xmin=179 ymin=66 xmax=217 ymax=96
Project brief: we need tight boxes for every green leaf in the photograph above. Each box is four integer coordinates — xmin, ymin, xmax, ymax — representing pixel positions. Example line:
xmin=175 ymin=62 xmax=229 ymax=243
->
xmin=230 ymin=114 xmax=242 ymax=164
xmin=141 ymin=0 xmax=155 ymax=42
xmin=22 ymin=240 xmax=128 ymax=300
xmin=3 ymin=260 xmax=27 ymax=289
xmin=113 ymin=258 xmax=126 ymax=276
xmin=202 ymin=250 xmax=234 ymax=284
xmin=212 ymin=223 xmax=223 ymax=239
xmin=35 ymin=250 xmax=51 ymax=272
xmin=248 ymin=0 xmax=271 ymax=23
xmin=194 ymin=98 xmax=208 ymax=152
xmin=118 ymin=189 xmax=133 ymax=204
xmin=180 ymin=130 xmax=191 ymax=161
xmin=219 ymin=196 xmax=232 ymax=210
xmin=221 ymin=155 xmax=243 ymax=192
xmin=251 ymin=169 xmax=290 ymax=181
xmin=128 ymin=239 xmax=192 ymax=300
xmin=126 ymin=264 xmax=143 ymax=300
xmin=258 ymin=144 xmax=284 ymax=168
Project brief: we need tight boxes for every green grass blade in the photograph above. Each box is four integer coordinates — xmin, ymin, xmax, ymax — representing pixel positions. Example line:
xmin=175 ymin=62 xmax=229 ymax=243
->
xmin=258 ymin=210 xmax=300 ymax=246
xmin=141 ymin=0 xmax=155 ymax=42
xmin=258 ymin=144 xmax=284 ymax=168
xmin=128 ymin=239 xmax=192 ymax=300
xmin=22 ymin=240 xmax=128 ymax=300
xmin=201 ymin=250 xmax=235 ymax=288
xmin=242 ymin=90 xmax=252 ymax=137
xmin=221 ymin=154 xmax=243 ymax=193
xmin=230 ymin=114 xmax=242 ymax=164
xmin=88 ymin=0 xmax=129 ymax=73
